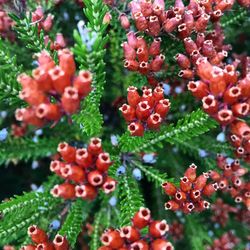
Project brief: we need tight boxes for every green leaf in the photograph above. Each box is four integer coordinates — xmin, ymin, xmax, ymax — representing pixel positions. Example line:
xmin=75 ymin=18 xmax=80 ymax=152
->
xmin=119 ymin=174 xmax=144 ymax=227
xmin=72 ymin=0 xmax=109 ymax=136
xmin=0 ymin=38 xmax=23 ymax=107
xmin=119 ymin=109 xmax=218 ymax=153
xmin=131 ymin=161 xmax=171 ymax=188
xmin=59 ymin=199 xmax=91 ymax=248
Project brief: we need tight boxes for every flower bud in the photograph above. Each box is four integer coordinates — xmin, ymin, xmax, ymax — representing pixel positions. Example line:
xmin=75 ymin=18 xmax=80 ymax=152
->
xmin=57 ymin=142 xmax=76 ymax=163
xmin=120 ymin=13 xmax=130 ymax=29
xmin=58 ymin=49 xmax=76 ymax=76
xmin=202 ymin=95 xmax=218 ymax=115
xmin=128 ymin=122 xmax=144 ymax=136
xmin=73 ymin=70 xmax=92 ymax=98
xmin=61 ymin=165 xmax=85 ymax=183
xmin=147 ymin=113 xmax=162 ymax=130
xmin=149 ymin=38 xmax=161 ymax=56
xmin=120 ymin=226 xmax=140 ymax=242
xmin=28 ymin=225 xmax=48 ymax=244
xmin=96 ymin=153 xmax=112 ymax=172
xmin=75 ymin=184 xmax=97 ymax=200
xmin=150 ymin=54 xmax=165 ymax=72
xmin=119 ymin=104 xmax=136 ymax=122
xmin=151 ymin=239 xmax=174 ymax=250
xmin=175 ymin=53 xmax=191 ymax=69
xmin=51 ymin=183 xmax=76 ymax=199
xmin=87 ymin=170 xmax=104 ymax=186
xmin=162 ymin=182 xmax=177 ymax=195
xmin=149 ymin=220 xmax=169 ymax=238
xmin=132 ymin=207 xmax=151 ymax=229
xmin=164 ymin=200 xmax=180 ymax=211
xmin=101 ymin=230 xmax=124 ymax=249
xmin=148 ymin=15 xmax=161 ymax=36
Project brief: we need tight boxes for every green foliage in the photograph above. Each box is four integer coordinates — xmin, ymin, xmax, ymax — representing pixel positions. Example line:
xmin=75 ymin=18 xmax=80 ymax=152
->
xmin=0 ymin=1 xmax=248 ymax=249
xmin=0 ymin=123 xmax=83 ymax=165
xmin=90 ymin=208 xmax=103 ymax=250
xmin=119 ymin=174 xmax=144 ymax=227
xmin=220 ymin=7 xmax=248 ymax=29
xmin=119 ymin=109 xmax=218 ymax=153
xmin=0 ymin=210 xmax=46 ymax=244
xmin=131 ymin=161 xmax=169 ymax=187
xmin=0 ymin=38 xmax=23 ymax=107
xmin=174 ymin=136 xmax=233 ymax=158
xmin=0 ymin=137 xmax=59 ymax=165
xmin=0 ymin=191 xmax=61 ymax=246
xmin=0 ymin=191 xmax=54 ymax=216
xmin=72 ymin=0 xmax=109 ymax=136
xmin=10 ymin=13 xmax=51 ymax=53
xmin=59 ymin=199 xmax=91 ymax=248
xmin=185 ymin=215 xmax=212 ymax=250
xmin=26 ymin=0 xmax=55 ymax=10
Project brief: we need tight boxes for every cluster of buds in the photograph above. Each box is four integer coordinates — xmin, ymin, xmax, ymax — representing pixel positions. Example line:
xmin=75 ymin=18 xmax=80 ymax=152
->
xmin=98 ymin=207 xmax=174 ymax=250
xmin=175 ymin=24 xmax=229 ymax=73
xmin=163 ymin=163 xmax=218 ymax=213
xmin=123 ymin=32 xmax=165 ymax=77
xmin=210 ymin=198 xmax=238 ymax=227
xmin=11 ymin=123 xmax=27 ymax=138
xmin=128 ymin=0 xmax=235 ymax=38
xmin=50 ymin=138 xmax=117 ymax=200
xmin=119 ymin=85 xmax=170 ymax=136
xmin=32 ymin=6 xmax=66 ymax=50
xmin=188 ymin=59 xmax=250 ymax=126
xmin=45 ymin=33 xmax=67 ymax=51
xmin=229 ymin=120 xmax=250 ymax=162
xmin=32 ymin=6 xmax=54 ymax=33
xmin=237 ymin=0 xmax=250 ymax=7
xmin=169 ymin=221 xmax=184 ymax=241
xmin=206 ymin=231 xmax=240 ymax=250
xmin=235 ymin=208 xmax=250 ymax=225
xmin=15 ymin=49 xmax=92 ymax=129
xmin=209 ymin=155 xmax=250 ymax=210
xmin=167 ymin=0 xmax=250 ymax=161
xmin=0 ymin=1 xmax=15 ymax=41
xmin=21 ymin=225 xmax=69 ymax=250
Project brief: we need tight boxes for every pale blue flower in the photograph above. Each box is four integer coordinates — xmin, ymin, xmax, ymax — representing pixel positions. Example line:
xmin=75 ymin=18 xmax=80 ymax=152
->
xmin=133 ymin=168 xmax=142 ymax=181
xmin=109 ymin=196 xmax=117 ymax=207
xmin=216 ymin=132 xmax=226 ymax=142
xmin=0 ymin=128 xmax=8 ymax=141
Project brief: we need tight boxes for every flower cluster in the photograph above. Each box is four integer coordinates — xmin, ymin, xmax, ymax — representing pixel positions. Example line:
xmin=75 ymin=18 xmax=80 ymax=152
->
xmin=32 ymin=6 xmax=54 ymax=33
xmin=119 ymin=85 xmax=170 ymax=136
xmin=15 ymin=49 xmax=92 ymax=129
xmin=169 ymin=221 xmax=184 ymax=242
xmin=229 ymin=120 xmax=250 ymax=162
xmin=21 ymin=225 xmax=69 ymax=250
xmin=188 ymin=60 xmax=250 ymax=126
xmin=129 ymin=0 xmax=235 ymax=39
xmin=11 ymin=123 xmax=27 ymax=138
xmin=181 ymin=31 xmax=250 ymax=162
xmin=235 ymin=208 xmax=250 ymax=225
xmin=206 ymin=231 xmax=240 ymax=250
xmin=163 ymin=163 xmax=218 ymax=213
xmin=98 ymin=207 xmax=174 ymax=250
xmin=0 ymin=1 xmax=15 ymax=41
xmin=166 ymin=0 xmax=250 ymax=162
xmin=123 ymin=32 xmax=165 ymax=77
xmin=50 ymin=138 xmax=117 ymax=200
xmin=209 ymin=155 xmax=250 ymax=209
xmin=210 ymin=198 xmax=238 ymax=227
xmin=32 ymin=6 xmax=66 ymax=50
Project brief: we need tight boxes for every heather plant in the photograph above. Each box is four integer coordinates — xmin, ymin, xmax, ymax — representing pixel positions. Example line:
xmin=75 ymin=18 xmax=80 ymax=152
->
xmin=0 ymin=0 xmax=249 ymax=249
